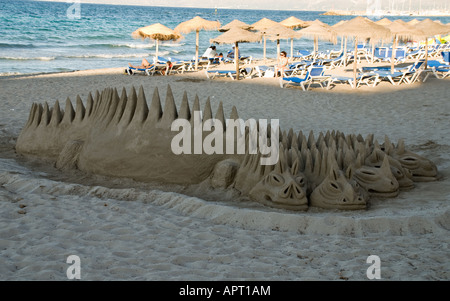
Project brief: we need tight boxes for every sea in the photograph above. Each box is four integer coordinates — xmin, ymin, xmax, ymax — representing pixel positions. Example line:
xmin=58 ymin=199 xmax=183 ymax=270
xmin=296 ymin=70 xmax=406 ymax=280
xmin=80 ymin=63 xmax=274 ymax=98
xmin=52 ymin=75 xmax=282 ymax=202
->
xmin=1 ymin=0 xmax=449 ymax=75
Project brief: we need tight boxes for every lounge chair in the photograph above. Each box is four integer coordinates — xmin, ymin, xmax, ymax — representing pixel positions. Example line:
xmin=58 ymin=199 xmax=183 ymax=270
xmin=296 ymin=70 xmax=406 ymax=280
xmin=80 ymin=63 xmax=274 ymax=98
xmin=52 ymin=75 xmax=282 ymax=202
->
xmin=422 ymin=59 xmax=450 ymax=81
xmin=293 ymin=50 xmax=314 ymax=61
xmin=254 ymin=65 xmax=274 ymax=77
xmin=367 ymin=60 xmax=425 ymax=85
xmin=126 ymin=63 xmax=170 ymax=76
xmin=280 ymin=66 xmax=330 ymax=91
xmin=326 ymin=73 xmax=380 ymax=89
xmin=205 ymin=67 xmax=253 ymax=80
xmin=441 ymin=51 xmax=450 ymax=64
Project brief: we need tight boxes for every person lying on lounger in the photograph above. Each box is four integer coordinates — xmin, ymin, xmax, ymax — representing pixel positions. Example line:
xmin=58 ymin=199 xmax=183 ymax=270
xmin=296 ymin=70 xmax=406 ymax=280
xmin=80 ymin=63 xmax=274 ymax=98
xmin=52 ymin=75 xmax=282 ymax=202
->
xmin=128 ymin=58 xmax=153 ymax=69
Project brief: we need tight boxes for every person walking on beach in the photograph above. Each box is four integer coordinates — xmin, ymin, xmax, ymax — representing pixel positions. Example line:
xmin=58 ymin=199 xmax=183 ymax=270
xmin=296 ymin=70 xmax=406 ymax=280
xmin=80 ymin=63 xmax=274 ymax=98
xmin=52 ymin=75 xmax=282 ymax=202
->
xmin=275 ymin=51 xmax=289 ymax=78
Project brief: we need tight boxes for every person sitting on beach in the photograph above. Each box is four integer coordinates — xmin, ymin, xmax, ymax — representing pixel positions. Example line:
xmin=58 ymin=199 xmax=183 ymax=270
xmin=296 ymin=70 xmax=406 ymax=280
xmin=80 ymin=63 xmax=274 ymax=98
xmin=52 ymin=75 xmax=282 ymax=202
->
xmin=227 ymin=46 xmax=235 ymax=58
xmin=129 ymin=58 xmax=153 ymax=69
xmin=202 ymin=45 xmax=217 ymax=59
xmin=159 ymin=61 xmax=173 ymax=75
xmin=275 ymin=51 xmax=289 ymax=78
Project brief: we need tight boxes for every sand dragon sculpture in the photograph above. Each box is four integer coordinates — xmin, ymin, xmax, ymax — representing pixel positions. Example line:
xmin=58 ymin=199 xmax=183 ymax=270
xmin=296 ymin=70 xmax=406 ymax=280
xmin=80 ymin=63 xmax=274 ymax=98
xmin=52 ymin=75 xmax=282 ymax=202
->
xmin=15 ymin=85 xmax=439 ymax=211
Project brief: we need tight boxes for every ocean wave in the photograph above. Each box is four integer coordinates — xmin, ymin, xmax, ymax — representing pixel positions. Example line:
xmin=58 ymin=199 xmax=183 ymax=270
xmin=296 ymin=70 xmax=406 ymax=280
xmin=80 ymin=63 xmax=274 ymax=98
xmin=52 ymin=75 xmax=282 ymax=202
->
xmin=0 ymin=42 xmax=36 ymax=48
xmin=0 ymin=56 xmax=55 ymax=61
xmin=65 ymin=53 xmax=154 ymax=59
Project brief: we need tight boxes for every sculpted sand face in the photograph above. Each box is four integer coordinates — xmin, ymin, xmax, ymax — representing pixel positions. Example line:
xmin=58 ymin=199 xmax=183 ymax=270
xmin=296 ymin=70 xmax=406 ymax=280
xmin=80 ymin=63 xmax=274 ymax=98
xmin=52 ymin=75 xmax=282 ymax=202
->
xmin=15 ymin=85 xmax=438 ymax=211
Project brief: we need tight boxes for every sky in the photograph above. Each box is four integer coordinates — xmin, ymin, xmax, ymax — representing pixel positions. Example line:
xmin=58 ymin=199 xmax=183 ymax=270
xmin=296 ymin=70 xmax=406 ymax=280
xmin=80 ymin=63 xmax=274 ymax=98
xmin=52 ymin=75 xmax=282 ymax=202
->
xmin=40 ymin=0 xmax=450 ymax=12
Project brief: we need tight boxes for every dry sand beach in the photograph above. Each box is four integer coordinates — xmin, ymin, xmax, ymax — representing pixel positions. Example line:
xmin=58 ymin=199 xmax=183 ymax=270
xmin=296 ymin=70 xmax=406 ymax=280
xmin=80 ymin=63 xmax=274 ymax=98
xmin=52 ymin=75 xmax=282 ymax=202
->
xmin=0 ymin=62 xmax=449 ymax=281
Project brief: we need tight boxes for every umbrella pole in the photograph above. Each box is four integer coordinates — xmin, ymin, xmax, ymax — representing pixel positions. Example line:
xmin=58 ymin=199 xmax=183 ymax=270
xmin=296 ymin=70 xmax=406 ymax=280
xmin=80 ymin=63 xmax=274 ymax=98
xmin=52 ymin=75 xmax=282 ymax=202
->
xmin=314 ymin=36 xmax=318 ymax=58
xmin=235 ymin=42 xmax=240 ymax=80
xmin=195 ymin=30 xmax=199 ymax=71
xmin=371 ymin=41 xmax=375 ymax=64
xmin=424 ymin=37 xmax=428 ymax=69
xmin=343 ymin=37 xmax=347 ymax=66
xmin=155 ymin=40 xmax=159 ymax=62
xmin=290 ymin=38 xmax=294 ymax=59
xmin=353 ymin=39 xmax=358 ymax=89
xmin=263 ymin=35 xmax=266 ymax=62
xmin=277 ymin=39 xmax=280 ymax=60
xmin=391 ymin=36 xmax=397 ymax=74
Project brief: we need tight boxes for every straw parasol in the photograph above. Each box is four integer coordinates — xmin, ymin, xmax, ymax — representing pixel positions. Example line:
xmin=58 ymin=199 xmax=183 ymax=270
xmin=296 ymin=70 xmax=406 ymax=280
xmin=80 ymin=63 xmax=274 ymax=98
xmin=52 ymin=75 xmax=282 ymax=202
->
xmin=280 ymin=16 xmax=309 ymax=58
xmin=265 ymin=23 xmax=303 ymax=59
xmin=407 ymin=19 xmax=420 ymax=26
xmin=280 ymin=16 xmax=309 ymax=29
xmin=413 ymin=19 xmax=450 ymax=68
xmin=332 ymin=20 xmax=348 ymax=55
xmin=218 ymin=19 xmax=252 ymax=32
xmin=132 ymin=23 xmax=183 ymax=60
xmin=297 ymin=19 xmax=337 ymax=57
xmin=333 ymin=16 xmax=391 ymax=87
xmin=375 ymin=18 xmax=392 ymax=26
xmin=387 ymin=20 xmax=426 ymax=72
xmin=210 ymin=27 xmax=262 ymax=80
xmin=251 ymin=17 xmax=280 ymax=61
xmin=174 ymin=16 xmax=221 ymax=71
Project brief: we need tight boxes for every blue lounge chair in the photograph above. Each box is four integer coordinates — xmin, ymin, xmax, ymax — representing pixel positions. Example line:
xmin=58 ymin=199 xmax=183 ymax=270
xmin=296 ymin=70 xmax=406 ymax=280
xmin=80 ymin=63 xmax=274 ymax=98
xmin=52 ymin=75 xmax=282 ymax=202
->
xmin=326 ymin=73 xmax=380 ymax=89
xmin=422 ymin=59 xmax=450 ymax=81
xmin=368 ymin=60 xmax=425 ymax=85
xmin=205 ymin=67 xmax=253 ymax=80
xmin=126 ymin=63 xmax=169 ymax=76
xmin=280 ymin=66 xmax=330 ymax=91
xmin=441 ymin=51 xmax=450 ymax=64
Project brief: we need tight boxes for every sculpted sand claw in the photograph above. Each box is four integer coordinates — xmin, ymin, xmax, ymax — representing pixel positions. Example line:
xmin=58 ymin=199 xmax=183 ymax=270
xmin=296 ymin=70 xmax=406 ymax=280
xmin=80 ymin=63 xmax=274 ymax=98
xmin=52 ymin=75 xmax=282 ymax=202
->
xmin=16 ymin=85 xmax=438 ymax=211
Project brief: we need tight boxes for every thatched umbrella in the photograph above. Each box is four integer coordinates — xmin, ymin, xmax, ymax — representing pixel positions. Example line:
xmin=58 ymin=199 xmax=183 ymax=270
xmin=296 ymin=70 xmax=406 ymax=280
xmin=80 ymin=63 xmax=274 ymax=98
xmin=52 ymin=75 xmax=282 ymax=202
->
xmin=297 ymin=19 xmax=337 ymax=57
xmin=375 ymin=18 xmax=392 ymax=26
xmin=387 ymin=20 xmax=426 ymax=72
xmin=407 ymin=19 xmax=420 ymax=26
xmin=333 ymin=16 xmax=391 ymax=87
xmin=251 ymin=17 xmax=280 ymax=61
xmin=280 ymin=16 xmax=309 ymax=29
xmin=280 ymin=16 xmax=308 ymax=58
xmin=132 ymin=23 xmax=183 ymax=60
xmin=210 ymin=27 xmax=262 ymax=80
xmin=414 ymin=19 xmax=450 ymax=68
xmin=174 ymin=16 xmax=221 ymax=71
xmin=265 ymin=23 xmax=303 ymax=60
xmin=332 ymin=20 xmax=348 ymax=55
xmin=219 ymin=19 xmax=252 ymax=32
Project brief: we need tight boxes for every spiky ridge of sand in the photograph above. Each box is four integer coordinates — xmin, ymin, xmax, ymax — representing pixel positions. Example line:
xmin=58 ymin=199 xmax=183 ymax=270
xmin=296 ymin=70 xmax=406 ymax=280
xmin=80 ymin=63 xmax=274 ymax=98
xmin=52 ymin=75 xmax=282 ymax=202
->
xmin=0 ymin=65 xmax=449 ymax=280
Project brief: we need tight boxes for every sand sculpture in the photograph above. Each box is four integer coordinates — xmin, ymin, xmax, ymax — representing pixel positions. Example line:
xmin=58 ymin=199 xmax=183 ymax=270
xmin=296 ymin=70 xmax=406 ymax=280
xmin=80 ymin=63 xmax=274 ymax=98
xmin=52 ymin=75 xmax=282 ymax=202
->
xmin=15 ymin=85 xmax=438 ymax=211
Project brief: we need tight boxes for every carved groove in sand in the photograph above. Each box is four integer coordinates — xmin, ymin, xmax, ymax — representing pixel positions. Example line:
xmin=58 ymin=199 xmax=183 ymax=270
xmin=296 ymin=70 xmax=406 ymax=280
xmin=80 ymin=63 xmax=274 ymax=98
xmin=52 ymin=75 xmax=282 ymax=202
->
xmin=15 ymin=85 xmax=438 ymax=211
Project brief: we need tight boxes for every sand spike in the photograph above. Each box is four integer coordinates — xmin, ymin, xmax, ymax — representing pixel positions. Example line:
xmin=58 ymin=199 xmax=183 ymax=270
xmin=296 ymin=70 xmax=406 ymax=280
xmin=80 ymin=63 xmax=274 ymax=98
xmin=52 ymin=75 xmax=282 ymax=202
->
xmin=147 ymin=86 xmax=163 ymax=124
xmin=74 ymin=95 xmax=85 ymax=124
xmin=190 ymin=95 xmax=201 ymax=127
xmin=307 ymin=130 xmax=315 ymax=149
xmin=112 ymin=87 xmax=127 ymax=124
xmin=84 ymin=92 xmax=94 ymax=120
xmin=31 ymin=103 xmax=43 ymax=128
xmin=160 ymin=84 xmax=178 ymax=127
xmin=105 ymin=88 xmax=120 ymax=125
xmin=397 ymin=139 xmax=405 ymax=154
xmin=49 ymin=100 xmax=62 ymax=127
xmin=229 ymin=105 xmax=239 ymax=121
xmin=178 ymin=91 xmax=191 ymax=121
xmin=202 ymin=97 xmax=212 ymax=122
xmin=61 ymin=97 xmax=75 ymax=125
xmin=214 ymin=101 xmax=225 ymax=131
xmin=131 ymin=85 xmax=149 ymax=124
xmin=39 ymin=102 xmax=51 ymax=127
xmin=118 ymin=86 xmax=137 ymax=127
xmin=24 ymin=103 xmax=37 ymax=129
